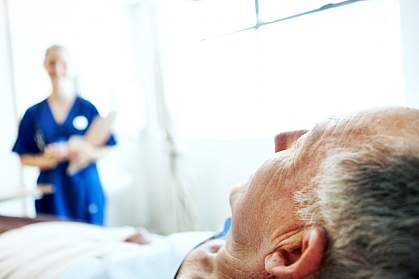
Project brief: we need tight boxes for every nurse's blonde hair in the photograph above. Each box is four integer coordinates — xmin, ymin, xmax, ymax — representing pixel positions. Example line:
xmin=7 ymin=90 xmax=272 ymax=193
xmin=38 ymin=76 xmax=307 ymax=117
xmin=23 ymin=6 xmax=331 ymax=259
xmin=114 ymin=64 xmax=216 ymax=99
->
xmin=44 ymin=44 xmax=67 ymax=60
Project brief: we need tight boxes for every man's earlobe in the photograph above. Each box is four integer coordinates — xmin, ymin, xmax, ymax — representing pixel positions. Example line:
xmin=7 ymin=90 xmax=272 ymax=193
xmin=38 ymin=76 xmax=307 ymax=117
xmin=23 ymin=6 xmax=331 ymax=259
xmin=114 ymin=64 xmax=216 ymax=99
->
xmin=264 ymin=227 xmax=327 ymax=279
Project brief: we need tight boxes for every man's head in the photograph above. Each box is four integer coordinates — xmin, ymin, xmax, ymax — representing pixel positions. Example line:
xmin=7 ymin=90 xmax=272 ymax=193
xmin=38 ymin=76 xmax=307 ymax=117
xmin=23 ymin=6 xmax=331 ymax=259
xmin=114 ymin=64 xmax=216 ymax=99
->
xmin=177 ymin=107 xmax=419 ymax=278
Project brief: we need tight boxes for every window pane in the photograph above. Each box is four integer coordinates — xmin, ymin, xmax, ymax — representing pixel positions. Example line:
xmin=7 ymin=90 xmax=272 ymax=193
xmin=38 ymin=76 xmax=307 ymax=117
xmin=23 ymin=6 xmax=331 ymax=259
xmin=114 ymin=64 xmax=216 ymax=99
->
xmin=259 ymin=0 xmax=348 ymax=22
xmin=165 ymin=0 xmax=405 ymax=140
xmin=256 ymin=0 xmax=404 ymax=134
xmin=168 ymin=0 xmax=256 ymax=40
xmin=166 ymin=31 xmax=261 ymax=139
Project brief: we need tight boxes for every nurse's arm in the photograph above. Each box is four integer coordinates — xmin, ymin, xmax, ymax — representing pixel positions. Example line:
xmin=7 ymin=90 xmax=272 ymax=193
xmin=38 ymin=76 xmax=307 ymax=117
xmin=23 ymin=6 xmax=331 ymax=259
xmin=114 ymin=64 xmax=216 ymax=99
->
xmin=79 ymin=145 xmax=111 ymax=164
xmin=19 ymin=154 xmax=57 ymax=170
xmin=68 ymin=142 xmax=111 ymax=167
xmin=66 ymin=144 xmax=111 ymax=175
xmin=89 ymin=146 xmax=111 ymax=161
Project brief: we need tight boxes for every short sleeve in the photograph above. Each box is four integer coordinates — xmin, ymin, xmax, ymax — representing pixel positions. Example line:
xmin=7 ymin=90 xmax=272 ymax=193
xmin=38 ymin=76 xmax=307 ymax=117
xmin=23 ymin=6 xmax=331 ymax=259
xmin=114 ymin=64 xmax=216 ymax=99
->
xmin=12 ymin=109 xmax=41 ymax=155
xmin=106 ymin=133 xmax=117 ymax=147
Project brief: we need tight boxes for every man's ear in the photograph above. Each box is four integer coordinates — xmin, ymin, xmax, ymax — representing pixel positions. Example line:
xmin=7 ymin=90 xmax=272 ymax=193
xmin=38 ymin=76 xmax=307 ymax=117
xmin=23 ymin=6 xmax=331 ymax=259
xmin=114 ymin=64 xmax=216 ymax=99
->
xmin=264 ymin=227 xmax=327 ymax=279
xmin=274 ymin=130 xmax=308 ymax=153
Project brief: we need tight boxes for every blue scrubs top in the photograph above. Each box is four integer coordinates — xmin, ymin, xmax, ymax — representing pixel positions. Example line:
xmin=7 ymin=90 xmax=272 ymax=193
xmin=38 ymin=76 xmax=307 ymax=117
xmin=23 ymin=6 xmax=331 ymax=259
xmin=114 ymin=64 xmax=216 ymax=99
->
xmin=12 ymin=96 xmax=116 ymax=225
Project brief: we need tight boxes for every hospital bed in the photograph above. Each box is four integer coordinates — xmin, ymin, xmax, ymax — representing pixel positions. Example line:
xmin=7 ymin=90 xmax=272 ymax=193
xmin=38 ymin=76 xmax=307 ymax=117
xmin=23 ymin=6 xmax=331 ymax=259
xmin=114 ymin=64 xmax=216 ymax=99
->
xmin=0 ymin=215 xmax=212 ymax=279
xmin=0 ymin=214 xmax=56 ymax=233
xmin=0 ymin=184 xmax=54 ymax=203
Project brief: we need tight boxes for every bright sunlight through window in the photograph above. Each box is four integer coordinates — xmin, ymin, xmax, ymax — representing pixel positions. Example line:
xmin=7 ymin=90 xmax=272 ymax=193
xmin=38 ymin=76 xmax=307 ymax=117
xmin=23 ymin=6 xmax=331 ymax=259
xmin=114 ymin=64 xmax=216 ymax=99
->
xmin=165 ymin=0 xmax=405 ymax=140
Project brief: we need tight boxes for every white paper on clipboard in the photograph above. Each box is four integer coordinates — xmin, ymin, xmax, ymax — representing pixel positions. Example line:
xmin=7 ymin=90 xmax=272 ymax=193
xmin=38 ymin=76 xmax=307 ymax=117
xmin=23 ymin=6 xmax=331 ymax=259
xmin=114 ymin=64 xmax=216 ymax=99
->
xmin=66 ymin=112 xmax=116 ymax=175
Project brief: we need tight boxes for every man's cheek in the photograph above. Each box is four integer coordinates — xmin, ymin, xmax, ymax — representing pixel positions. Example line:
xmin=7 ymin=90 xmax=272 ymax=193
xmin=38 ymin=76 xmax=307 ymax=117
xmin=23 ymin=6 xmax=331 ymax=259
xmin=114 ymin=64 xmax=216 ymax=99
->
xmin=231 ymin=206 xmax=258 ymax=245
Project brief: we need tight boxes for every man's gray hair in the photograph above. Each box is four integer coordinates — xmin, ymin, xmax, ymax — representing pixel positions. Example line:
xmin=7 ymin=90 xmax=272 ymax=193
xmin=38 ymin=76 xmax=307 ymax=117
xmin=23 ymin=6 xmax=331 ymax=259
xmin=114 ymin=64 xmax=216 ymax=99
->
xmin=296 ymin=141 xmax=419 ymax=279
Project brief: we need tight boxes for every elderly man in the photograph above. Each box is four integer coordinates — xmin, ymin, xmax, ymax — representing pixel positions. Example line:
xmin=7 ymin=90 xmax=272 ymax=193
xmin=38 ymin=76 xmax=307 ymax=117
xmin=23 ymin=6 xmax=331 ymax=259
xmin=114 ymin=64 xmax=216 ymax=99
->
xmin=176 ymin=107 xmax=419 ymax=278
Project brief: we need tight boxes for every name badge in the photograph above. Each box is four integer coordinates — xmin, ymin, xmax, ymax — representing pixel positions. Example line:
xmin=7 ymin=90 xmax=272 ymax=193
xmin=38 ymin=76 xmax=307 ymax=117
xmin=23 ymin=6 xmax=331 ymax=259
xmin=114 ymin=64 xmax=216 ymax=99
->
xmin=73 ymin=115 xmax=88 ymax=130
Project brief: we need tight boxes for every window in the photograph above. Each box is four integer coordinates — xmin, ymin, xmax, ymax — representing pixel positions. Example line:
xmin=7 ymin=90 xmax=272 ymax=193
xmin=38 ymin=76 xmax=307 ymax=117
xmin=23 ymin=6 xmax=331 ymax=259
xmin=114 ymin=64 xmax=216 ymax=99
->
xmin=258 ymin=0 xmax=351 ymax=22
xmin=165 ymin=0 xmax=405 ymax=140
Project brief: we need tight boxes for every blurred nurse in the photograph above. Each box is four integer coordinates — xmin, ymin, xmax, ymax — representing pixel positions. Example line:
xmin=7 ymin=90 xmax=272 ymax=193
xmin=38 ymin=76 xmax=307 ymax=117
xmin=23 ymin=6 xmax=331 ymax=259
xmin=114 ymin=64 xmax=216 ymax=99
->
xmin=12 ymin=45 xmax=116 ymax=225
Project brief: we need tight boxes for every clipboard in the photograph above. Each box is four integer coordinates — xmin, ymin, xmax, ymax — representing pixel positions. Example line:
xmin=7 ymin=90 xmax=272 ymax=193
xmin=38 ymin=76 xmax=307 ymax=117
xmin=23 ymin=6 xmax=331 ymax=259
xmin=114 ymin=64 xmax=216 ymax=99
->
xmin=66 ymin=112 xmax=116 ymax=175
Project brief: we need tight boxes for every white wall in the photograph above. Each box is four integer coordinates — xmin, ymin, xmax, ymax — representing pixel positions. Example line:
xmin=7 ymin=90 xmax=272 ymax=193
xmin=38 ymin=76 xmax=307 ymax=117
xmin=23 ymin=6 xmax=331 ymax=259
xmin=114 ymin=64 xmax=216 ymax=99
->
xmin=0 ymin=0 xmax=25 ymax=216
xmin=400 ymin=0 xmax=419 ymax=108
xmin=181 ymin=139 xmax=272 ymax=230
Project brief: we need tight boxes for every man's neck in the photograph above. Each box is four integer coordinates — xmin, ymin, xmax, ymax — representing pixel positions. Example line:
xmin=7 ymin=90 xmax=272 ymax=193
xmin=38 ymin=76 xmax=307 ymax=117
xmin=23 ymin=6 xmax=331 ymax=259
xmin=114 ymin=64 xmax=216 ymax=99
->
xmin=215 ymin=248 xmax=265 ymax=279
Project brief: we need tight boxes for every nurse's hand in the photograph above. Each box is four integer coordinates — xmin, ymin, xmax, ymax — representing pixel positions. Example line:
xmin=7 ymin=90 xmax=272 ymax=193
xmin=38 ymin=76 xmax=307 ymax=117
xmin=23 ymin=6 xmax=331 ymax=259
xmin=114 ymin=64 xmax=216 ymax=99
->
xmin=67 ymin=137 xmax=96 ymax=166
xmin=45 ymin=143 xmax=70 ymax=162
xmin=66 ymin=136 xmax=110 ymax=174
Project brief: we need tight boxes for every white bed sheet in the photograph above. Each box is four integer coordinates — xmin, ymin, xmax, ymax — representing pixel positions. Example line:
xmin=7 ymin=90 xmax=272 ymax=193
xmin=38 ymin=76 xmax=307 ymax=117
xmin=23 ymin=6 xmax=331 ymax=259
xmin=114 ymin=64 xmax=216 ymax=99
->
xmin=0 ymin=222 xmax=213 ymax=279
xmin=62 ymin=231 xmax=214 ymax=279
